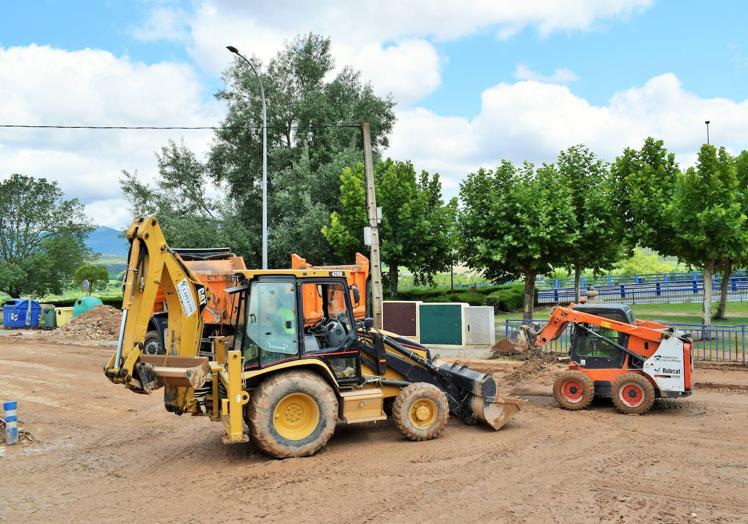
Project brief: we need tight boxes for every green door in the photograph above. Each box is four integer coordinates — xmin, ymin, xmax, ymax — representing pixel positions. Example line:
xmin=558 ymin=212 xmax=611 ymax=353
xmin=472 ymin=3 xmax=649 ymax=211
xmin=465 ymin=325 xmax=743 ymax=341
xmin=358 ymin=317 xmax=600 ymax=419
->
xmin=418 ymin=303 xmax=463 ymax=345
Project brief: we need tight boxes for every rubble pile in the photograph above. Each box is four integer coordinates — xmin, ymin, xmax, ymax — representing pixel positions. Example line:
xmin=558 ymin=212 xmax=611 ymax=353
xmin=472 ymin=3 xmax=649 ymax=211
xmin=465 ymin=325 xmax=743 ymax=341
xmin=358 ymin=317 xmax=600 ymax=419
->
xmin=49 ymin=305 xmax=122 ymax=342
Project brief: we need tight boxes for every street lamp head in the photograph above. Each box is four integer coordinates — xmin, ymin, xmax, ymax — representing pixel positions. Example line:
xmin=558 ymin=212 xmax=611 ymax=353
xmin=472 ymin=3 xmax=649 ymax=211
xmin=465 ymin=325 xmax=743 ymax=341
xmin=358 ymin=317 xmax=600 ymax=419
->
xmin=705 ymin=120 xmax=710 ymax=125
xmin=226 ymin=45 xmax=239 ymax=54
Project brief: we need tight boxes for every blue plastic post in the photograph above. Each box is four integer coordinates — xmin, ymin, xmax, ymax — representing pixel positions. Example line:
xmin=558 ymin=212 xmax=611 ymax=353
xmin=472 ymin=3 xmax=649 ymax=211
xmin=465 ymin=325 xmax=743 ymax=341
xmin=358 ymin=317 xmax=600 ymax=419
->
xmin=554 ymin=278 xmax=559 ymax=289
xmin=635 ymin=274 xmax=639 ymax=284
xmin=580 ymin=276 xmax=585 ymax=288
xmin=607 ymin=275 xmax=612 ymax=286
xmin=3 ymin=400 xmax=18 ymax=445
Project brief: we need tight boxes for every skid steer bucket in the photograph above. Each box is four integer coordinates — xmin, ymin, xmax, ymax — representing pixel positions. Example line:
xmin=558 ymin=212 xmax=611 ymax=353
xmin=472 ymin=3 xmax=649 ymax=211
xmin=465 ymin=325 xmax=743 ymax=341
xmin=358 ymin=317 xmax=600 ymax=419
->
xmin=491 ymin=325 xmax=536 ymax=355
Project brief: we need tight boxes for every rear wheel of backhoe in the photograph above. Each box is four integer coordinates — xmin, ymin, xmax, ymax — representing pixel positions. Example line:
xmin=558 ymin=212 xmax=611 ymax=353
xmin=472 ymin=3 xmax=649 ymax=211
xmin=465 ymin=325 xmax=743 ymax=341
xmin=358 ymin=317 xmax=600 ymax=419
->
xmin=248 ymin=370 xmax=338 ymax=459
xmin=392 ymin=383 xmax=449 ymax=441
xmin=611 ymin=373 xmax=655 ymax=415
xmin=553 ymin=370 xmax=594 ymax=410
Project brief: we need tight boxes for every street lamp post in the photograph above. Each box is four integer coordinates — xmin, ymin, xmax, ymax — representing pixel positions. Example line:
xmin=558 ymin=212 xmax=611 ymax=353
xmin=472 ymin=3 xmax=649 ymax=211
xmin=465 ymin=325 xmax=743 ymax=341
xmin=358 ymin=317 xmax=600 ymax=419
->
xmin=227 ymin=45 xmax=268 ymax=269
xmin=705 ymin=120 xmax=711 ymax=145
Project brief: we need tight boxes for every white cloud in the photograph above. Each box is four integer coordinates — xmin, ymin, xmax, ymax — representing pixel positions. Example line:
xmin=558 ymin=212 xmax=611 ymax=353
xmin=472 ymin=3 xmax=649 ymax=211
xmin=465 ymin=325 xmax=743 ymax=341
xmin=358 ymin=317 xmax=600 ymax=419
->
xmin=514 ymin=64 xmax=578 ymax=84
xmin=132 ymin=6 xmax=189 ymax=43
xmin=387 ymin=73 xmax=748 ymax=196
xmin=0 ymin=45 xmax=223 ymax=227
xmin=138 ymin=0 xmax=652 ymax=105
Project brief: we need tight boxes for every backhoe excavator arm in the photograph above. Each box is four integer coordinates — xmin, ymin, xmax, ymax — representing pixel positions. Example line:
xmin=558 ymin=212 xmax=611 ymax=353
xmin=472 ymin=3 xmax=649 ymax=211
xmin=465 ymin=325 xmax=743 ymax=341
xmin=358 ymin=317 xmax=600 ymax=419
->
xmin=104 ymin=216 xmax=209 ymax=396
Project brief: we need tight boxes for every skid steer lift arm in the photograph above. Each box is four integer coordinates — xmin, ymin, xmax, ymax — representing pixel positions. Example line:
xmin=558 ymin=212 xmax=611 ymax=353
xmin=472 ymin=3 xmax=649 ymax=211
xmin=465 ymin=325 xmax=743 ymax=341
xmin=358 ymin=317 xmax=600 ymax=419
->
xmin=496 ymin=305 xmax=671 ymax=358
xmin=104 ymin=216 xmax=209 ymax=394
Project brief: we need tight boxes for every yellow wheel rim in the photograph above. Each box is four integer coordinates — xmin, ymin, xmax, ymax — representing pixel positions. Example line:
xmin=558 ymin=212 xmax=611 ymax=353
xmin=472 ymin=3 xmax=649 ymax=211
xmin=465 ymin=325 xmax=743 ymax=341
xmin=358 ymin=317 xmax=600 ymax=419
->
xmin=273 ymin=392 xmax=320 ymax=441
xmin=408 ymin=398 xmax=438 ymax=428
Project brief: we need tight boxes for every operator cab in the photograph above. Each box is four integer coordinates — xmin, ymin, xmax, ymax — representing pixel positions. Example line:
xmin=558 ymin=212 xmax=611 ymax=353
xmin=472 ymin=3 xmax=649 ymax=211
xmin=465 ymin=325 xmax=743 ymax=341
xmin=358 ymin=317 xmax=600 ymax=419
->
xmin=228 ymin=275 xmax=363 ymax=384
xmin=569 ymin=303 xmax=635 ymax=373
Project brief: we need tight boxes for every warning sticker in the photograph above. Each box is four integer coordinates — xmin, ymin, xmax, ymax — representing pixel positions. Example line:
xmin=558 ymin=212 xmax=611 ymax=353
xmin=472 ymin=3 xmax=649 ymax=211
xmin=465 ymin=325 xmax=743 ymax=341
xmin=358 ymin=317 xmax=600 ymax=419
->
xmin=176 ymin=279 xmax=197 ymax=317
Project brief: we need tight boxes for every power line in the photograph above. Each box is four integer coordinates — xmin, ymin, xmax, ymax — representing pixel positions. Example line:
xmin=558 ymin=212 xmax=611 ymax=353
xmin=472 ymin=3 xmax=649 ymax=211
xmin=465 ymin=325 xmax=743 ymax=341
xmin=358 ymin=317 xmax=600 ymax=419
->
xmin=0 ymin=123 xmax=362 ymax=131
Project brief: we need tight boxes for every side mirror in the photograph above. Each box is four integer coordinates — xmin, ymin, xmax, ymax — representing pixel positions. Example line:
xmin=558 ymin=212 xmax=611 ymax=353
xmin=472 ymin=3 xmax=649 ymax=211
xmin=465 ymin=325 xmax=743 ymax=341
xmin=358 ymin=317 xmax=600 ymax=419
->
xmin=350 ymin=284 xmax=361 ymax=306
xmin=363 ymin=317 xmax=374 ymax=330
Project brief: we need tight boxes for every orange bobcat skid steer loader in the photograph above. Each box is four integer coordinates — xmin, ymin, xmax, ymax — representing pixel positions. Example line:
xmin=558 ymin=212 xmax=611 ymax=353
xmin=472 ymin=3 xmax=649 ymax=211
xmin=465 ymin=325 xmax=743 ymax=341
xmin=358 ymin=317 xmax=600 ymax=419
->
xmin=495 ymin=303 xmax=693 ymax=415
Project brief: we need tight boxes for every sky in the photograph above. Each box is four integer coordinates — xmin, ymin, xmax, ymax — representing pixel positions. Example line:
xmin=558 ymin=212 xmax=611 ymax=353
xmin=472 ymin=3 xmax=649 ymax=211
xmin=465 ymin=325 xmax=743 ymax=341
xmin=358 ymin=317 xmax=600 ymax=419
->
xmin=2 ymin=0 xmax=748 ymax=227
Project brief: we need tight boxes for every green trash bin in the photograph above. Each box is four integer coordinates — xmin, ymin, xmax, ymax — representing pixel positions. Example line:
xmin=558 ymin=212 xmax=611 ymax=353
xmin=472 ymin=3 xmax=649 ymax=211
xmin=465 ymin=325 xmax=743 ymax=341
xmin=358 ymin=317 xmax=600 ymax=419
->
xmin=41 ymin=304 xmax=56 ymax=330
xmin=73 ymin=296 xmax=104 ymax=318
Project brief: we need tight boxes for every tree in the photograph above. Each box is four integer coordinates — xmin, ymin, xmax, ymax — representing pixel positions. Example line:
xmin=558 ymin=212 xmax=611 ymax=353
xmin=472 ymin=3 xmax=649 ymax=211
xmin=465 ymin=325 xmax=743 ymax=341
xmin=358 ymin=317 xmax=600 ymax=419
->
xmin=74 ymin=263 xmax=110 ymax=294
xmin=610 ymin=138 xmax=679 ymax=253
xmin=557 ymin=145 xmax=623 ymax=301
xmin=322 ymin=160 xmax=457 ymax=297
xmin=460 ymin=161 xmax=578 ymax=321
xmin=210 ymin=34 xmax=396 ymax=266
xmin=670 ymin=145 xmax=747 ymax=326
xmin=716 ymin=149 xmax=748 ymax=319
xmin=0 ymin=175 xmax=93 ymax=297
xmin=121 ymin=141 xmax=255 ymax=259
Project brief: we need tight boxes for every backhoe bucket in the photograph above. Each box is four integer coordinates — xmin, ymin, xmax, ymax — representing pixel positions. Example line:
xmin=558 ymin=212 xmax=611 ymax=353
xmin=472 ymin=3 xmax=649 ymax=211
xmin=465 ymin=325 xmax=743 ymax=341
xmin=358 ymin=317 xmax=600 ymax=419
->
xmin=137 ymin=355 xmax=210 ymax=391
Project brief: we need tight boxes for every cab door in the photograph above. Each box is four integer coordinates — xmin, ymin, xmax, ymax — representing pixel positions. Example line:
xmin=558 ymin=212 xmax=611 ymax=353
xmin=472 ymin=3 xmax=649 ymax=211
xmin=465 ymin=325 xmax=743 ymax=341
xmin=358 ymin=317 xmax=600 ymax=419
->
xmin=299 ymin=278 xmax=361 ymax=384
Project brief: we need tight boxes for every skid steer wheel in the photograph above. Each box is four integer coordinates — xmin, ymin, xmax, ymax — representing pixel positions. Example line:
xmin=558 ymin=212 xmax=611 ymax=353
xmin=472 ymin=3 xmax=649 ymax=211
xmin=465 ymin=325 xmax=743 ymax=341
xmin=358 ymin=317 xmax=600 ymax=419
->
xmin=392 ymin=382 xmax=449 ymax=441
xmin=248 ymin=370 xmax=338 ymax=459
xmin=611 ymin=372 xmax=655 ymax=415
xmin=143 ymin=330 xmax=163 ymax=355
xmin=553 ymin=370 xmax=594 ymax=410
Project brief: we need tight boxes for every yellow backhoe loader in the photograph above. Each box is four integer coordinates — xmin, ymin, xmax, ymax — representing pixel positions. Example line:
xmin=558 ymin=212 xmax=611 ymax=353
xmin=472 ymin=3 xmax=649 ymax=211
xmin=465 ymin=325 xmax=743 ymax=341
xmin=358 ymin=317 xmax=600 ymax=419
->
xmin=104 ymin=217 xmax=524 ymax=458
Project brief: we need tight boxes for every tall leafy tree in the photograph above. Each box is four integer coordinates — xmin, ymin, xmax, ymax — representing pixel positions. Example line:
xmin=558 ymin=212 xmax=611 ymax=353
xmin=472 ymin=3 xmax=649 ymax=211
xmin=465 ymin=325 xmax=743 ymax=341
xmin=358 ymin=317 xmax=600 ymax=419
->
xmin=323 ymin=160 xmax=457 ymax=297
xmin=460 ymin=161 xmax=577 ymax=321
xmin=671 ymin=145 xmax=747 ymax=326
xmin=557 ymin=145 xmax=623 ymax=301
xmin=121 ymin=141 xmax=255 ymax=258
xmin=0 ymin=174 xmax=93 ymax=297
xmin=211 ymin=33 xmax=395 ymax=266
xmin=610 ymin=138 xmax=679 ymax=253
xmin=718 ymin=150 xmax=748 ymax=318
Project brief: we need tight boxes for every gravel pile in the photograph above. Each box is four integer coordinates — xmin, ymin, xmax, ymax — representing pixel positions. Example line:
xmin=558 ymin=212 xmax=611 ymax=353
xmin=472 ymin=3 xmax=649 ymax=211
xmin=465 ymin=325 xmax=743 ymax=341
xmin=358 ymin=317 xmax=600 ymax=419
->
xmin=47 ymin=305 xmax=122 ymax=342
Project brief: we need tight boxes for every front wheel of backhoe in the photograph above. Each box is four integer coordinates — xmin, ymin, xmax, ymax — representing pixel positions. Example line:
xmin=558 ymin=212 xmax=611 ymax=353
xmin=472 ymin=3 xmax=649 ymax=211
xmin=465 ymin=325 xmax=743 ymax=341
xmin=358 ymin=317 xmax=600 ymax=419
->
xmin=248 ymin=370 xmax=338 ymax=459
xmin=392 ymin=383 xmax=449 ymax=441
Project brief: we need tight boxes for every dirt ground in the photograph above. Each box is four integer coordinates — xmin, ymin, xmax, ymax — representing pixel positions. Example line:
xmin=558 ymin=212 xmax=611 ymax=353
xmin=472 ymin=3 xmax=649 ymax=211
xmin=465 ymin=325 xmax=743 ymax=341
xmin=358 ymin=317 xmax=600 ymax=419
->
xmin=2 ymin=338 xmax=748 ymax=523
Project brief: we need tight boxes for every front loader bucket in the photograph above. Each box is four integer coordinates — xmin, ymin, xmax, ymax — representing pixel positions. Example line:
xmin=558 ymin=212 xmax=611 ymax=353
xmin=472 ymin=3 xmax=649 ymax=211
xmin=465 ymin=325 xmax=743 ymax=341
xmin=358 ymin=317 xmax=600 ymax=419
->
xmin=471 ymin=394 xmax=527 ymax=430
xmin=437 ymin=361 xmax=525 ymax=430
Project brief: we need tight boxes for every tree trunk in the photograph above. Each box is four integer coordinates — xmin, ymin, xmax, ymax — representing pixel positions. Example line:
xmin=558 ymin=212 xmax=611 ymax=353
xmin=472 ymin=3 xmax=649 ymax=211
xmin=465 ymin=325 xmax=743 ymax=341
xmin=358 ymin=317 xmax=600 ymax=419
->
xmin=523 ymin=271 xmax=536 ymax=322
xmin=715 ymin=259 xmax=732 ymax=319
xmin=450 ymin=263 xmax=454 ymax=292
xmin=389 ymin=267 xmax=399 ymax=299
xmin=702 ymin=259 xmax=714 ymax=326
xmin=574 ymin=263 xmax=581 ymax=303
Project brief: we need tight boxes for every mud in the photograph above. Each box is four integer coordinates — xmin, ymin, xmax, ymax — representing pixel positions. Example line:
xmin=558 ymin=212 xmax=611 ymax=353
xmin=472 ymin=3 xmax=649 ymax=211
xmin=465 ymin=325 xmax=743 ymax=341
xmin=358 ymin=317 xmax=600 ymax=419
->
xmin=1 ymin=337 xmax=747 ymax=523
xmin=40 ymin=305 xmax=122 ymax=343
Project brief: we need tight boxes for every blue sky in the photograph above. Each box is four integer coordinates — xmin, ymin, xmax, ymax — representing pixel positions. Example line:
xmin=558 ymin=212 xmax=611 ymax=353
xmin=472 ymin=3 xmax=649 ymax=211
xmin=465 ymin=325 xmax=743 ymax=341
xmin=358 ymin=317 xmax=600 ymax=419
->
xmin=1 ymin=1 xmax=748 ymax=226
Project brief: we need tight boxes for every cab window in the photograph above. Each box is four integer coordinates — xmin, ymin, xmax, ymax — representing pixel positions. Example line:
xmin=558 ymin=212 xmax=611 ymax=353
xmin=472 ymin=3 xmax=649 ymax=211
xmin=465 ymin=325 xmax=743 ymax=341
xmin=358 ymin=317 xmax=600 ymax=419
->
xmin=300 ymin=281 xmax=354 ymax=354
xmin=242 ymin=280 xmax=299 ymax=366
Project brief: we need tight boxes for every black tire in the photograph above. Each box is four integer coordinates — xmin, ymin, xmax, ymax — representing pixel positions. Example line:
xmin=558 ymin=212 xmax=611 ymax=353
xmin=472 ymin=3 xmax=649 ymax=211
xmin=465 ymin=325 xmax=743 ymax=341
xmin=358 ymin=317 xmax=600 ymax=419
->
xmin=611 ymin=372 xmax=655 ymax=415
xmin=143 ymin=330 xmax=163 ymax=355
xmin=392 ymin=383 xmax=449 ymax=441
xmin=553 ymin=370 xmax=594 ymax=410
xmin=248 ymin=370 xmax=338 ymax=459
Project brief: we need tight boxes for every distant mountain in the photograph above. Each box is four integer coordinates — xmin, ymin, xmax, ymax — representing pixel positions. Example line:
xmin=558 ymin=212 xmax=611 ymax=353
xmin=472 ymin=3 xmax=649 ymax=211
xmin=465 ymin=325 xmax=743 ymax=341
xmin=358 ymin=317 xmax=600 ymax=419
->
xmin=86 ymin=226 xmax=129 ymax=258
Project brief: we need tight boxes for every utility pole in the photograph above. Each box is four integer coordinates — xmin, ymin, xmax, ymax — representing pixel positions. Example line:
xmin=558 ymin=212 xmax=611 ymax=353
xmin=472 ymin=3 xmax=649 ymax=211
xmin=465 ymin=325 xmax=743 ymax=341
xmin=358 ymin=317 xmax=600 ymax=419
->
xmin=362 ymin=122 xmax=383 ymax=328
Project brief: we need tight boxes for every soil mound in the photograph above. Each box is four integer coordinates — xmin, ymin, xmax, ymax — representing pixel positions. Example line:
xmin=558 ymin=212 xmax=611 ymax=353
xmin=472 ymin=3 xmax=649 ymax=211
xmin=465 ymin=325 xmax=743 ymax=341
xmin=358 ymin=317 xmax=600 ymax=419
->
xmin=47 ymin=305 xmax=122 ymax=342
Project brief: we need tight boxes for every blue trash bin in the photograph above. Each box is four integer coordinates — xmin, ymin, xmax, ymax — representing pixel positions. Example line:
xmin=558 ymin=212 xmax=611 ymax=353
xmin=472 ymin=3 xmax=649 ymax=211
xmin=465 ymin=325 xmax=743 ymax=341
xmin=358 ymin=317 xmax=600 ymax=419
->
xmin=2 ymin=299 xmax=42 ymax=328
